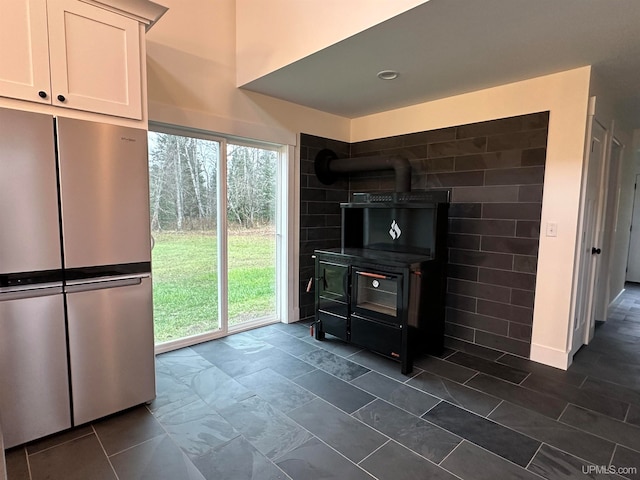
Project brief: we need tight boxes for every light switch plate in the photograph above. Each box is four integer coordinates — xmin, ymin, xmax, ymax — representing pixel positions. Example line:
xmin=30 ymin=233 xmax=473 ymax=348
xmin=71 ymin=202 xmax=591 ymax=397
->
xmin=546 ymin=222 xmax=558 ymax=237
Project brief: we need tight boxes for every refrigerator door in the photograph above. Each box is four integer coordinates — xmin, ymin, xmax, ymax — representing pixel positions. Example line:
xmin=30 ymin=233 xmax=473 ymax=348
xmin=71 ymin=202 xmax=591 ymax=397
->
xmin=56 ymin=117 xmax=151 ymax=269
xmin=0 ymin=411 xmax=5 ymax=480
xmin=66 ymin=275 xmax=155 ymax=425
xmin=0 ymin=108 xmax=61 ymax=276
xmin=0 ymin=289 xmax=71 ymax=448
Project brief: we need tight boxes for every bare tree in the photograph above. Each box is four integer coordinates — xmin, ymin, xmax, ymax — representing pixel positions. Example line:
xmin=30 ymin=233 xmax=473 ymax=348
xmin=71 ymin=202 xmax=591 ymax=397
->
xmin=148 ymin=132 xmax=274 ymax=232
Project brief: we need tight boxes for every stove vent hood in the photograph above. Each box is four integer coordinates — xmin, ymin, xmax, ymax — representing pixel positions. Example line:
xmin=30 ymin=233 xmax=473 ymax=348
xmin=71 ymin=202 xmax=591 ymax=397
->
xmin=314 ymin=148 xmax=411 ymax=192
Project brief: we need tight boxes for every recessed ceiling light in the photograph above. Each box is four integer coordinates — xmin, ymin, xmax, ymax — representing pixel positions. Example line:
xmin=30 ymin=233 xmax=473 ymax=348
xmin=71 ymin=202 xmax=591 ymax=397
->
xmin=377 ymin=70 xmax=399 ymax=80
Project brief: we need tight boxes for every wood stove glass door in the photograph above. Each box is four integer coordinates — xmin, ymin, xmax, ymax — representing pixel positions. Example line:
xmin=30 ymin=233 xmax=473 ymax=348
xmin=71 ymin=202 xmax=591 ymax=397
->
xmin=317 ymin=261 xmax=349 ymax=313
xmin=353 ymin=269 xmax=400 ymax=324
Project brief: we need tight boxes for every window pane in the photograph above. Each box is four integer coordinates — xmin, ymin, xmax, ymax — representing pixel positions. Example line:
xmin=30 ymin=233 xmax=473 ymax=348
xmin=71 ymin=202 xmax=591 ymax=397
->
xmin=226 ymin=144 xmax=277 ymax=326
xmin=148 ymin=131 xmax=220 ymax=343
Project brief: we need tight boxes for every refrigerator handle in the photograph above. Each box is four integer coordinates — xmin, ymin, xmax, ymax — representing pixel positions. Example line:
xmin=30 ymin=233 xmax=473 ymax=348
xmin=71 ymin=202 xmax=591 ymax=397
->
xmin=0 ymin=284 xmax=63 ymax=302
xmin=65 ymin=275 xmax=148 ymax=294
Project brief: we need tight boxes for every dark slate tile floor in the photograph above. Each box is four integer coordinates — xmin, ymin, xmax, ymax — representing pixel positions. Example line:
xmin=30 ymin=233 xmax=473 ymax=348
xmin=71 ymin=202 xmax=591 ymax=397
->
xmin=6 ymin=284 xmax=640 ymax=479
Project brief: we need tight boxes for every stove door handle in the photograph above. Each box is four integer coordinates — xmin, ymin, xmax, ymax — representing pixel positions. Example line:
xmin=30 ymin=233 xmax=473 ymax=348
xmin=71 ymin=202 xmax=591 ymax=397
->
xmin=344 ymin=272 xmax=349 ymax=300
xmin=357 ymin=272 xmax=389 ymax=280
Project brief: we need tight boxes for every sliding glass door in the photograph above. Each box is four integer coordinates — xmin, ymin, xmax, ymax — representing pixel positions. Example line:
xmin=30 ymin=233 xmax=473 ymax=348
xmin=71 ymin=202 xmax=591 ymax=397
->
xmin=148 ymin=129 xmax=281 ymax=349
xmin=226 ymin=143 xmax=278 ymax=328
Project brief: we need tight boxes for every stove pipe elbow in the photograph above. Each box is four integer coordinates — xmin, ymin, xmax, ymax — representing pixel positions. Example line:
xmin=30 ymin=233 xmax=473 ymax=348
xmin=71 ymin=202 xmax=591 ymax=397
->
xmin=314 ymin=148 xmax=412 ymax=192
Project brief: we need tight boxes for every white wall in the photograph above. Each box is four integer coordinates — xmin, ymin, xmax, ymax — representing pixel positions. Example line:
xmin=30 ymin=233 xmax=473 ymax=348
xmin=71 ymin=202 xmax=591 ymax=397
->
xmin=351 ymin=67 xmax=593 ymax=369
xmin=145 ymin=0 xmax=351 ymax=145
xmin=235 ymin=0 xmax=427 ymax=86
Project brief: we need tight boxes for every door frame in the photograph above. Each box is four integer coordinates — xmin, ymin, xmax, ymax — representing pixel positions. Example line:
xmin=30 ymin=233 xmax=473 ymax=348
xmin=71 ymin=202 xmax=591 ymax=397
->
xmin=625 ymin=173 xmax=640 ymax=283
xmin=594 ymin=137 xmax=624 ymax=320
xmin=569 ymin=106 xmax=609 ymax=357
xmin=149 ymin=124 xmax=290 ymax=354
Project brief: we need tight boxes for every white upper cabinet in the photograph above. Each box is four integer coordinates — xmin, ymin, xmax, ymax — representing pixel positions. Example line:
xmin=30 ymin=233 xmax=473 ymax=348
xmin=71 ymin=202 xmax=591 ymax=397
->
xmin=0 ymin=0 xmax=51 ymax=105
xmin=0 ymin=0 xmax=167 ymax=120
xmin=48 ymin=0 xmax=142 ymax=119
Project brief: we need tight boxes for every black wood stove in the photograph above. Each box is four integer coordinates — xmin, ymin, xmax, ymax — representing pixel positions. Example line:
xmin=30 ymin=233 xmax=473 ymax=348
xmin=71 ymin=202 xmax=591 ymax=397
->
xmin=313 ymin=190 xmax=449 ymax=374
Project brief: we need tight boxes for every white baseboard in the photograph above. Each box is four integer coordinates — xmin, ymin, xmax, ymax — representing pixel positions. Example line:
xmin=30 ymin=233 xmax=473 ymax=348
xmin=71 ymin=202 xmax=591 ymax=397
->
xmin=529 ymin=343 xmax=572 ymax=370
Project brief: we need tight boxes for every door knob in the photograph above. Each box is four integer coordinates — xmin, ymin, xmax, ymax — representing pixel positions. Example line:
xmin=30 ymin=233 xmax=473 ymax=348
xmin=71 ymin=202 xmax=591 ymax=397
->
xmin=592 ymin=247 xmax=602 ymax=255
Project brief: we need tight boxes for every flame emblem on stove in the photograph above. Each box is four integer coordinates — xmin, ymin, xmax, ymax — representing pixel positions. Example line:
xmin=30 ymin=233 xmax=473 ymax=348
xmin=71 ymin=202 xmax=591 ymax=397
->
xmin=389 ymin=220 xmax=402 ymax=240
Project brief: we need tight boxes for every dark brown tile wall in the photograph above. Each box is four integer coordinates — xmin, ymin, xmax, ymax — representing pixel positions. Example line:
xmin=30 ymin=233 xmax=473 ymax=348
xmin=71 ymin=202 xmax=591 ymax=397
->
xmin=299 ymin=134 xmax=350 ymax=321
xmin=299 ymin=111 xmax=549 ymax=359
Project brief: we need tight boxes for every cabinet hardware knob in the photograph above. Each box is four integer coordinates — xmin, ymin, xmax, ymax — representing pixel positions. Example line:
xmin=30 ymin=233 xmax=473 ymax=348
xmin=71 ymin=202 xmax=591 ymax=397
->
xmin=38 ymin=90 xmax=48 ymax=99
xmin=57 ymin=94 xmax=66 ymax=102
xmin=591 ymin=247 xmax=602 ymax=255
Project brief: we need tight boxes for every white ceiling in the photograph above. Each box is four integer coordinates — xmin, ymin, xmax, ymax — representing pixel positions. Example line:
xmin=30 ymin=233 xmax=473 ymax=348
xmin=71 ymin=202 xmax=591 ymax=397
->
xmin=241 ymin=0 xmax=640 ymax=126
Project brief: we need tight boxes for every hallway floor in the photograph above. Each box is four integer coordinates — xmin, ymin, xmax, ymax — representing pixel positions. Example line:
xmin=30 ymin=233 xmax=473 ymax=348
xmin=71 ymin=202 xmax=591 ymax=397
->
xmin=6 ymin=285 xmax=640 ymax=480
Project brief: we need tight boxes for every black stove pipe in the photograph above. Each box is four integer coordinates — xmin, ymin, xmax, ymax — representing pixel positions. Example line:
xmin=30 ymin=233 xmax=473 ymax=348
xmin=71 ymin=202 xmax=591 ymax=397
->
xmin=314 ymin=148 xmax=411 ymax=192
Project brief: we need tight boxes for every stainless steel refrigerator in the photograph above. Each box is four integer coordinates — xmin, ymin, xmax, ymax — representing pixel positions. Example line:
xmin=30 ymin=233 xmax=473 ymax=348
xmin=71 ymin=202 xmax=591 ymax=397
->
xmin=0 ymin=108 xmax=155 ymax=448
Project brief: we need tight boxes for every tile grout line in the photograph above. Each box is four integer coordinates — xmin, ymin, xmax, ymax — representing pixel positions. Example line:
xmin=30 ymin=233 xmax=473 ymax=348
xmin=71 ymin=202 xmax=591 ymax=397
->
xmin=440 ymin=348 xmax=458 ymax=360
xmin=518 ymin=371 xmax=532 ymax=386
xmin=556 ymin=404 xmax=640 ymax=455
xmin=23 ymin=429 xmax=96 ymax=457
xmin=350 ymin=397 xmax=379 ymax=417
xmin=443 ymin=356 xmax=535 ymax=387
xmin=609 ymin=443 xmax=619 ymax=467
xmin=356 ymin=370 xmax=444 ymax=407
xmin=353 ymin=371 xmax=444 ymax=418
xmin=25 ymin=446 xmax=34 ymax=480
xmin=524 ymin=442 xmax=544 ymax=470
xmin=271 ymin=403 xmax=388 ymax=480
xmin=424 ymin=398 xmax=556 ymax=463
xmin=486 ymin=399 xmax=504 ymax=418
xmin=530 ymin=441 xmax=619 ymax=474
xmin=142 ymin=400 xmax=222 ymax=480
xmin=462 ymin=371 xmax=480 ymax=386
xmin=91 ymin=424 xmax=121 ymax=480
xmin=356 ymin=439 xmax=391 ymax=466
xmin=288 ymin=383 xmax=442 ymax=459
xmin=281 ymin=380 xmax=466 ymax=476
xmin=436 ymin=438 xmax=464 ymax=466
xmin=555 ymin=402 xmax=571 ymax=422
xmin=420 ymin=399 xmax=443 ymax=417
xmin=577 ymin=374 xmax=589 ymax=389
xmin=444 ymin=438 xmax=548 ymax=480
xmin=494 ymin=352 xmax=507 ymax=362
xmin=480 ymin=395 xmax=630 ymax=468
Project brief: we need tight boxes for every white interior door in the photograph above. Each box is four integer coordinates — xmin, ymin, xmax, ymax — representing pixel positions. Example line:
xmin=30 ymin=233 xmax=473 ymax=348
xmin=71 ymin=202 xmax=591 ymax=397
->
xmin=572 ymin=120 xmax=607 ymax=355
xmin=626 ymin=174 xmax=640 ymax=282
xmin=594 ymin=138 xmax=623 ymax=321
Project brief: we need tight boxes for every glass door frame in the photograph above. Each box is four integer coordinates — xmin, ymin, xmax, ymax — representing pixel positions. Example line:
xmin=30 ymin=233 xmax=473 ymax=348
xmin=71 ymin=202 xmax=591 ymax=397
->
xmin=150 ymin=124 xmax=288 ymax=354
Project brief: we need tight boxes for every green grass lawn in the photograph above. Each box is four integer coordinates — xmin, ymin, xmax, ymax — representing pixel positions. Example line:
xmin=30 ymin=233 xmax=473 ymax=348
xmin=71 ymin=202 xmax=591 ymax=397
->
xmin=151 ymin=230 xmax=276 ymax=343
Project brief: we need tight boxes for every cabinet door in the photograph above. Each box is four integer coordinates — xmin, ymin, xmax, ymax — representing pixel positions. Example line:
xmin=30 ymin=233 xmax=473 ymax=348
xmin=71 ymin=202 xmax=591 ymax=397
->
xmin=0 ymin=0 xmax=51 ymax=104
xmin=47 ymin=0 xmax=142 ymax=119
